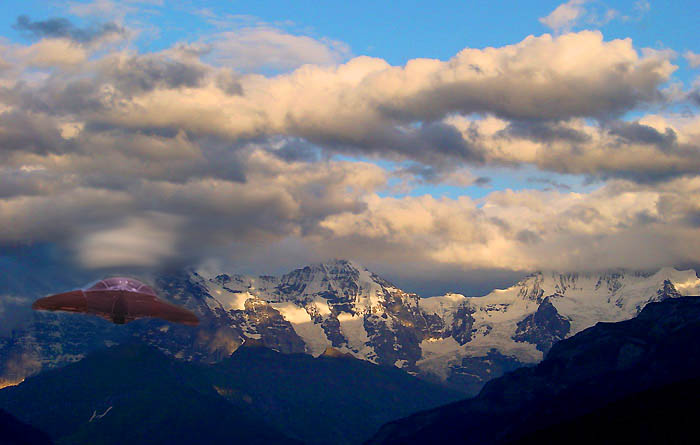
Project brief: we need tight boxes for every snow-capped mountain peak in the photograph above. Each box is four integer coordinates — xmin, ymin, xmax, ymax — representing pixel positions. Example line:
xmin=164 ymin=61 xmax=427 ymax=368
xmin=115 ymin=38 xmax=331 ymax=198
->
xmin=417 ymin=268 xmax=699 ymax=365
xmin=189 ymin=263 xmax=699 ymax=390
xmin=3 ymin=261 xmax=698 ymax=396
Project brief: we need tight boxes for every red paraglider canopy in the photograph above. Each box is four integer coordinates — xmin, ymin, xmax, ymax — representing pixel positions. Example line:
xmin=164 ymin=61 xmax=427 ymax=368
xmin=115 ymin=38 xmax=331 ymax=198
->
xmin=32 ymin=277 xmax=199 ymax=326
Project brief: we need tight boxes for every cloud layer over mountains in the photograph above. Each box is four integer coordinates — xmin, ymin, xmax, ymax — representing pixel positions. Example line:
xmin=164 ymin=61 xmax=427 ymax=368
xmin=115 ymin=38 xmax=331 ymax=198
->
xmin=1 ymin=7 xmax=699 ymax=290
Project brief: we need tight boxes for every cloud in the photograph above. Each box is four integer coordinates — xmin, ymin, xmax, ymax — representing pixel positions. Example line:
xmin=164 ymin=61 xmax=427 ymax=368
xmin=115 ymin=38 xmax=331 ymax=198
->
xmin=77 ymin=31 xmax=674 ymax=148
xmin=540 ymin=0 xmax=652 ymax=34
xmin=317 ymin=177 xmax=700 ymax=273
xmin=0 ymin=143 xmax=387 ymax=270
xmin=18 ymin=38 xmax=88 ymax=67
xmin=527 ymin=177 xmax=573 ymax=191
xmin=686 ymin=51 xmax=700 ymax=68
xmin=445 ymin=114 xmax=700 ymax=182
xmin=13 ymin=15 xmax=125 ymax=44
xmin=3 ymin=30 xmax=676 ymax=179
xmin=96 ymin=52 xmax=209 ymax=94
xmin=392 ymin=164 xmax=485 ymax=187
xmin=209 ymin=27 xmax=350 ymax=72
xmin=67 ymin=0 xmax=136 ymax=19
xmin=632 ymin=0 xmax=651 ymax=16
xmin=539 ymin=0 xmax=588 ymax=33
xmin=0 ymin=20 xmax=697 ymax=286
xmin=77 ymin=212 xmax=181 ymax=267
xmin=0 ymin=111 xmax=68 ymax=157
xmin=607 ymin=121 xmax=677 ymax=148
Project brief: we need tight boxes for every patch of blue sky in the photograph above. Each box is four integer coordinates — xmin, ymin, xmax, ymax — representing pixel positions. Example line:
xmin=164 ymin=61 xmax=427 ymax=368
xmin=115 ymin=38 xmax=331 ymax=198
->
xmin=394 ymin=166 xmax=598 ymax=201
xmin=334 ymin=153 xmax=595 ymax=201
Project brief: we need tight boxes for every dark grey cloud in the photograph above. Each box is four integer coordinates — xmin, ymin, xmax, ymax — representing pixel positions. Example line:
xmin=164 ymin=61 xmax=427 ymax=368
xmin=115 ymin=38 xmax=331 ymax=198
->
xmin=690 ymin=91 xmax=700 ymax=107
xmin=474 ymin=176 xmax=491 ymax=186
xmin=415 ymin=122 xmax=484 ymax=161
xmin=0 ymin=111 xmax=66 ymax=156
xmin=0 ymin=243 xmax=98 ymax=335
xmin=527 ymin=177 xmax=573 ymax=191
xmin=498 ymin=121 xmax=591 ymax=143
xmin=395 ymin=164 xmax=447 ymax=184
xmin=97 ymin=54 xmax=209 ymax=95
xmin=634 ymin=210 xmax=661 ymax=225
xmin=0 ymin=54 xmax=210 ymax=121
xmin=215 ymin=70 xmax=244 ymax=96
xmin=267 ymin=139 xmax=322 ymax=163
xmin=0 ymin=167 xmax=74 ymax=198
xmin=291 ymin=120 xmax=485 ymax=168
xmin=13 ymin=15 xmax=125 ymax=44
xmin=2 ymin=79 xmax=107 ymax=116
xmin=608 ymin=121 xmax=677 ymax=149
xmin=516 ymin=229 xmax=542 ymax=244
xmin=684 ymin=210 xmax=700 ymax=228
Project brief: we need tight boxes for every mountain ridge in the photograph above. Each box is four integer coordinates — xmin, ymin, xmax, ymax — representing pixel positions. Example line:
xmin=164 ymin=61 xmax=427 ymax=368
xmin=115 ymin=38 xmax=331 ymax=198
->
xmin=2 ymin=260 xmax=699 ymax=394
xmin=366 ymin=294 xmax=700 ymax=444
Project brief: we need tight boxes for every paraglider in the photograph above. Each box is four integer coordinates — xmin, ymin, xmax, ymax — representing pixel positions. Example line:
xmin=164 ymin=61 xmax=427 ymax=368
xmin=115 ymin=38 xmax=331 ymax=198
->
xmin=32 ymin=277 xmax=199 ymax=326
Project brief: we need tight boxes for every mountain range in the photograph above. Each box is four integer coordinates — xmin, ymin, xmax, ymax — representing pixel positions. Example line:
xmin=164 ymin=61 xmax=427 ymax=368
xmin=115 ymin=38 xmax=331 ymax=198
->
xmin=4 ymin=281 xmax=700 ymax=444
xmin=2 ymin=260 xmax=699 ymax=395
xmin=367 ymin=294 xmax=700 ymax=444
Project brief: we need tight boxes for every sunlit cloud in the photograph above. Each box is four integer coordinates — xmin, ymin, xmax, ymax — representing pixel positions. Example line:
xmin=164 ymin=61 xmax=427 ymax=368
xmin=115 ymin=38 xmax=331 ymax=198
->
xmin=0 ymin=2 xmax=697 ymax=288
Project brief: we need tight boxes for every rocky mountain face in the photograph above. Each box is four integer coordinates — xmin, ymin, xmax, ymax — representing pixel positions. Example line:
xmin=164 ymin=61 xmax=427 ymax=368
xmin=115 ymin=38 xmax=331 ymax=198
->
xmin=367 ymin=295 xmax=700 ymax=444
xmin=1 ymin=260 xmax=699 ymax=395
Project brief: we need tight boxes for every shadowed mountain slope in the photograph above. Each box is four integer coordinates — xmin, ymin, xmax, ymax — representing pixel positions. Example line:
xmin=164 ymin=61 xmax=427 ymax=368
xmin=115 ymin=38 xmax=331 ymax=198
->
xmin=512 ymin=376 xmax=700 ymax=444
xmin=0 ymin=341 xmax=460 ymax=445
xmin=0 ymin=344 xmax=299 ymax=445
xmin=0 ymin=408 xmax=52 ymax=445
xmin=203 ymin=343 xmax=462 ymax=444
